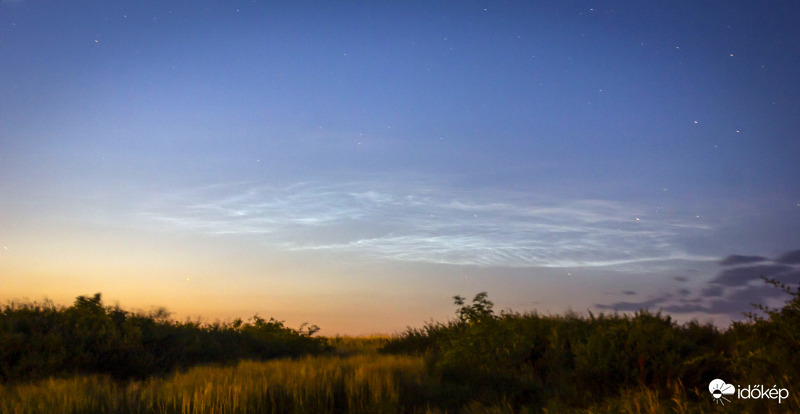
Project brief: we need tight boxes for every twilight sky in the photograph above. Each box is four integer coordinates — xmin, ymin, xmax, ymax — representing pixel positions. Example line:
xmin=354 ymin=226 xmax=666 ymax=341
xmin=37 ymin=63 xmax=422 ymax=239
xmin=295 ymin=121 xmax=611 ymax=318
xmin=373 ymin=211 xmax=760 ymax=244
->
xmin=1 ymin=1 xmax=799 ymax=334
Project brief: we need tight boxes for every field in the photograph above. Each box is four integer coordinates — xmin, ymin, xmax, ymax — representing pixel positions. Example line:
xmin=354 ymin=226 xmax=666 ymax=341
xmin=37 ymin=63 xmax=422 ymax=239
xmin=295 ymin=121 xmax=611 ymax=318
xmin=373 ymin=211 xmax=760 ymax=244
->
xmin=1 ymin=280 xmax=798 ymax=413
xmin=0 ymin=354 xmax=430 ymax=414
xmin=2 ymin=350 xmax=797 ymax=413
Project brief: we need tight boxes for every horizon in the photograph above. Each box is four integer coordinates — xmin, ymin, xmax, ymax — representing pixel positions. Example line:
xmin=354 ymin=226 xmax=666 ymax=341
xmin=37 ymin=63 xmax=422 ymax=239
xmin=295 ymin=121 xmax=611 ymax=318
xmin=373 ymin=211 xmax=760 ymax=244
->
xmin=2 ymin=1 xmax=799 ymax=335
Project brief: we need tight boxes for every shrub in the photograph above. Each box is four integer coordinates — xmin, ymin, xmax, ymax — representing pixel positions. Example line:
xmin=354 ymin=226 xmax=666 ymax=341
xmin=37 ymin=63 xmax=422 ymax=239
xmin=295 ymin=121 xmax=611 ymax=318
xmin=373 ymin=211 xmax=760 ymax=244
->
xmin=730 ymin=277 xmax=800 ymax=387
xmin=0 ymin=293 xmax=328 ymax=382
xmin=382 ymin=292 xmax=742 ymax=410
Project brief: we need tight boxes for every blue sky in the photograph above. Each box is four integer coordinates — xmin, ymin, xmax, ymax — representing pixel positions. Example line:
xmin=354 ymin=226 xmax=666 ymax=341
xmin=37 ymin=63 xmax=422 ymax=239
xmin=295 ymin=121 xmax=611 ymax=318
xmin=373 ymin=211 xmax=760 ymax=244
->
xmin=1 ymin=1 xmax=799 ymax=334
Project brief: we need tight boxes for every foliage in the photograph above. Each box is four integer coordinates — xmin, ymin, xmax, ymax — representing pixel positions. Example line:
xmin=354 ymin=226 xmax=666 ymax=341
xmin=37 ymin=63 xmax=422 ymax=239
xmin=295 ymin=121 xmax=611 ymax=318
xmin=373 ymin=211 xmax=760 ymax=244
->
xmin=382 ymin=282 xmax=799 ymax=411
xmin=0 ymin=354 xmax=434 ymax=414
xmin=328 ymin=335 xmax=390 ymax=356
xmin=3 ymin=280 xmax=800 ymax=413
xmin=726 ymin=276 xmax=800 ymax=405
xmin=0 ymin=293 xmax=328 ymax=382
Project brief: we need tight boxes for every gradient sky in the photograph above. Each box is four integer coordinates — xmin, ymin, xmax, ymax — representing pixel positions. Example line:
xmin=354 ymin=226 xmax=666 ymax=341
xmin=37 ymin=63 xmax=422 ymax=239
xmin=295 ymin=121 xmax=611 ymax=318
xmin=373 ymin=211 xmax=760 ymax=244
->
xmin=2 ymin=1 xmax=799 ymax=334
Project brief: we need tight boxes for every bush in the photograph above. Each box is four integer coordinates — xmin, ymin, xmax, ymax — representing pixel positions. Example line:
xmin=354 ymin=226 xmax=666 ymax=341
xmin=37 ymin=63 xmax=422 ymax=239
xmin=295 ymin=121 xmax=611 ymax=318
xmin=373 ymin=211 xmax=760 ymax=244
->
xmin=381 ymin=291 xmax=757 ymax=410
xmin=729 ymin=277 xmax=800 ymax=388
xmin=0 ymin=293 xmax=328 ymax=382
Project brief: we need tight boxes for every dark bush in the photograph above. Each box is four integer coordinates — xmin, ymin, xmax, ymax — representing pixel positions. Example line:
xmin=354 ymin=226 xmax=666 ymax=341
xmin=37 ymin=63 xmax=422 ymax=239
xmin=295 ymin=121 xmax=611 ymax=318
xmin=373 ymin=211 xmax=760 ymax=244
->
xmin=382 ymin=283 xmax=798 ymax=411
xmin=0 ymin=293 xmax=328 ymax=382
xmin=729 ymin=277 xmax=800 ymax=387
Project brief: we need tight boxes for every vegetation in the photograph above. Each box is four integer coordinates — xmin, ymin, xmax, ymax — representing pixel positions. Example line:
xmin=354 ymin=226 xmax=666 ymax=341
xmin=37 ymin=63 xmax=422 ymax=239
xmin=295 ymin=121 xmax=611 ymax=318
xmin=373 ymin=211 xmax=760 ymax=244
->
xmin=381 ymin=278 xmax=800 ymax=412
xmin=1 ymin=277 xmax=798 ymax=413
xmin=0 ymin=355 xmax=432 ymax=414
xmin=0 ymin=293 xmax=327 ymax=382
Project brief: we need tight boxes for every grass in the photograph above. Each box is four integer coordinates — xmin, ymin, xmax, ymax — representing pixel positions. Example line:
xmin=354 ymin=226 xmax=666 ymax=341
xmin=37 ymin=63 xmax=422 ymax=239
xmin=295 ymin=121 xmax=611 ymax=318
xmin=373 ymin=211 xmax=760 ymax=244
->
xmin=2 ymin=339 xmax=798 ymax=413
xmin=0 ymin=352 xmax=432 ymax=414
xmin=3 ymin=281 xmax=799 ymax=413
xmin=327 ymin=335 xmax=391 ymax=356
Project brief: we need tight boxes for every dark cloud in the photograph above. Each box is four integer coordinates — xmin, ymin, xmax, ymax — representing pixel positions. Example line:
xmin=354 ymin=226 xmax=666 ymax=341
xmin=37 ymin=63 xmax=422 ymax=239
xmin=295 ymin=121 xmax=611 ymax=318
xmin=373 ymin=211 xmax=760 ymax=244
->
xmin=770 ymin=270 xmax=800 ymax=285
xmin=705 ymin=285 xmax=792 ymax=315
xmin=595 ymin=301 xmax=653 ymax=312
xmin=705 ymin=299 xmax=750 ymax=315
xmin=719 ymin=255 xmax=768 ymax=266
xmin=752 ymin=279 xmax=797 ymax=299
xmin=604 ymin=283 xmax=792 ymax=318
xmin=662 ymin=303 xmax=712 ymax=313
xmin=776 ymin=249 xmax=800 ymax=265
xmin=660 ymin=298 xmax=747 ymax=316
xmin=701 ymin=284 xmax=725 ymax=297
xmin=598 ymin=249 xmax=800 ymax=320
xmin=596 ymin=295 xmax=670 ymax=311
xmin=709 ymin=264 xmax=792 ymax=287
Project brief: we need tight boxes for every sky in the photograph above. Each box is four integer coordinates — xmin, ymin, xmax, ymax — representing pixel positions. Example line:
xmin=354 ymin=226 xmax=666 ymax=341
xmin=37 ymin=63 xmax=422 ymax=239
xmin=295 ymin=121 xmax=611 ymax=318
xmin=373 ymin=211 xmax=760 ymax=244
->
xmin=1 ymin=1 xmax=799 ymax=334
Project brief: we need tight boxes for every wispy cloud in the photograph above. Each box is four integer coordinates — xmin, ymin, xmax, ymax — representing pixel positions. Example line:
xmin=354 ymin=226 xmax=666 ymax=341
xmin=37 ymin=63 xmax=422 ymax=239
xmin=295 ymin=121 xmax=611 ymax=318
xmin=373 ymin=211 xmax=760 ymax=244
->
xmin=142 ymin=178 xmax=716 ymax=268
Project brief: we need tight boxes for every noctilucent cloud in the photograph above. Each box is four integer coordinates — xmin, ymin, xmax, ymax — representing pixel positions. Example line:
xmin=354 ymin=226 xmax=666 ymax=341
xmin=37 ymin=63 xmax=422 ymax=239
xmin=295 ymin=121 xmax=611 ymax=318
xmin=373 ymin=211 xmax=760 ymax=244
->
xmin=2 ymin=1 xmax=799 ymax=334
